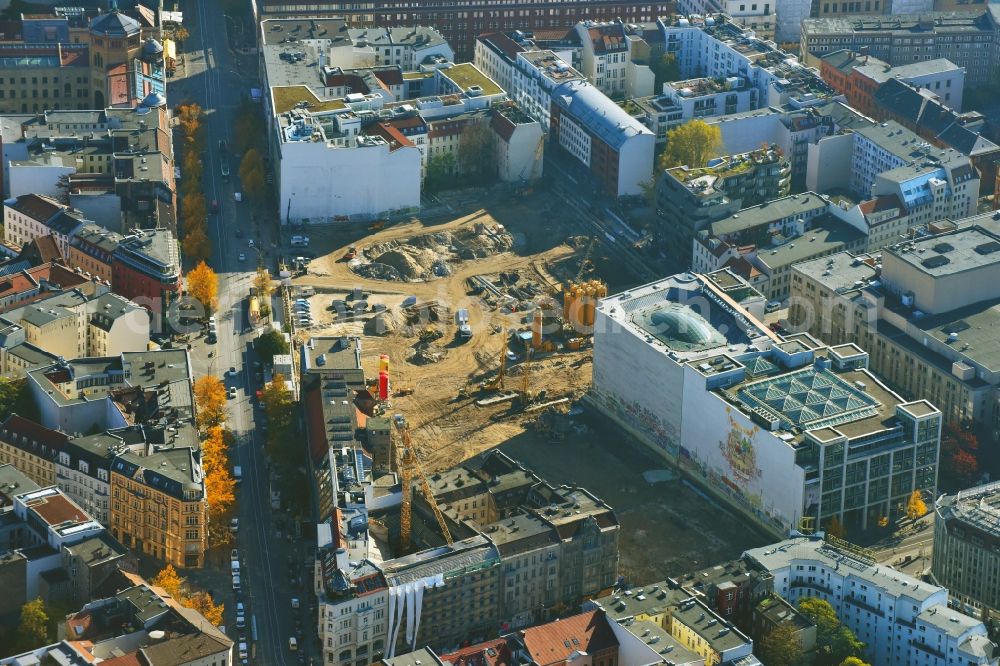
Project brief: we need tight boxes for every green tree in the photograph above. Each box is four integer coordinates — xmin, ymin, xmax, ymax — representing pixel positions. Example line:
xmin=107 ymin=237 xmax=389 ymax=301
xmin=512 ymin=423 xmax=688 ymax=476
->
xmin=457 ymin=122 xmax=495 ymax=185
xmin=239 ymin=149 xmax=266 ymax=200
xmin=424 ymin=153 xmax=456 ymax=193
xmin=0 ymin=377 xmax=39 ymax=422
xmin=651 ymin=52 xmax=681 ymax=89
xmin=659 ymin=119 xmax=724 ymax=170
xmin=255 ymin=328 xmax=289 ymax=364
xmin=262 ymin=373 xmax=295 ymax=463
xmin=18 ymin=598 xmax=49 ymax=651
xmin=757 ymin=622 xmax=804 ymax=666
xmin=798 ymin=597 xmax=864 ymax=665
xmin=839 ymin=657 xmax=872 ymax=666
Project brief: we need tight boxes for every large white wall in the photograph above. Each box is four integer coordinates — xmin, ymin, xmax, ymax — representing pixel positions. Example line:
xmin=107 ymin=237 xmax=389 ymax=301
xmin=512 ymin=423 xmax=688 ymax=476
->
xmin=591 ymin=308 xmax=687 ymax=456
xmin=806 ymin=133 xmax=853 ymax=194
xmin=8 ymin=164 xmax=73 ymax=200
xmin=279 ymin=140 xmax=421 ymax=223
xmin=680 ymin=366 xmax=806 ymax=533
xmin=617 ymin=133 xmax=656 ymax=197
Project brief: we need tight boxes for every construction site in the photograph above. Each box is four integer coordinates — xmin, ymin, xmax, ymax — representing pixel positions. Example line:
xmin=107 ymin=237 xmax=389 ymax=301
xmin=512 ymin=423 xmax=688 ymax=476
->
xmin=292 ymin=188 xmax=766 ymax=582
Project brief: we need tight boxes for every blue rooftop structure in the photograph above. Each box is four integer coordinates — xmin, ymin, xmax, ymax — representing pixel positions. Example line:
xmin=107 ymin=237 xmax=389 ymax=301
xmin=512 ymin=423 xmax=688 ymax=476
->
xmin=551 ymin=79 xmax=651 ymax=150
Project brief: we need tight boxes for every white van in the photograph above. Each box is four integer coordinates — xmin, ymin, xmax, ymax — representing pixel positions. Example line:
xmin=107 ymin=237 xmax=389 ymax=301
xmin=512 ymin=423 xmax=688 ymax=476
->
xmin=288 ymin=637 xmax=298 ymax=651
xmin=290 ymin=235 xmax=309 ymax=247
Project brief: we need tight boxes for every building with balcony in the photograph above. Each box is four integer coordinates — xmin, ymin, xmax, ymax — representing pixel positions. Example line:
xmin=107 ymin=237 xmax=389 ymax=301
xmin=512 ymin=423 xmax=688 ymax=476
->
xmin=746 ymin=536 xmax=999 ymax=666
xmin=655 ymin=147 xmax=790 ymax=262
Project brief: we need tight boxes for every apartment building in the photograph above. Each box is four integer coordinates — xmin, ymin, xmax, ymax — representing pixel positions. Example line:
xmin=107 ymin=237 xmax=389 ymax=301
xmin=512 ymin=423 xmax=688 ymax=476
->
xmin=111 ymin=227 xmax=180 ymax=324
xmin=800 ymin=10 xmax=1000 ymax=87
xmin=677 ymin=0 xmax=777 ymax=41
xmin=819 ymin=50 xmax=965 ymax=114
xmin=0 ymin=414 xmax=68 ymax=487
xmin=592 ymin=270 xmax=942 ymax=535
xmin=870 ymin=79 xmax=1000 ymax=190
xmin=58 ymin=573 xmax=233 ymax=666
xmin=655 ymin=147 xmax=790 ymax=260
xmin=0 ymin=286 xmax=149 ymax=365
xmin=2 ymin=193 xmax=86 ymax=257
xmin=110 ymin=447 xmax=206 ymax=569
xmin=67 ymin=223 xmax=121 ymax=282
xmin=255 ymin=0 xmax=677 ymax=59
xmin=573 ymin=20 xmax=655 ymax=98
xmin=383 ymin=609 xmax=704 ymax=666
xmin=0 ymin=44 xmax=91 ymax=114
xmin=746 ymin=536 xmax=999 ymax=666
xmin=658 ymin=15 xmax=837 ymax=111
xmin=346 ymin=26 xmax=454 ymax=70
xmin=588 ymin=581 xmax=756 ymax=665
xmin=550 ymin=79 xmax=654 ymax=197
xmin=788 ymin=221 xmax=1000 ymax=429
xmin=933 ymin=481 xmax=1000 ymax=612
xmin=2 ymin=104 xmax=176 ymax=232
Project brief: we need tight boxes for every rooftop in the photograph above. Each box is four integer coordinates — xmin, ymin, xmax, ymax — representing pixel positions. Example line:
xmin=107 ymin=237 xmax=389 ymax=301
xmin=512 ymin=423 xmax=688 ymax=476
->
xmin=520 ymin=610 xmax=618 ymax=666
xmin=551 ymin=79 xmax=652 ymax=150
xmin=710 ymin=192 xmax=829 ymax=237
xmin=745 ymin=536 xmax=941 ymax=601
xmin=438 ymin=63 xmax=504 ymax=97
xmin=272 ymin=85 xmax=347 ymax=115
xmin=936 ymin=480 xmax=1000 ymax=544
xmin=802 ymin=11 xmax=996 ymax=36
xmin=792 ymin=251 xmax=879 ymax=295
xmin=885 ymin=225 xmax=1000 ymax=277
xmin=753 ymin=218 xmax=866 ymax=270
xmin=671 ymin=596 xmax=752 ymax=653
xmin=598 ymin=272 xmax=774 ymax=362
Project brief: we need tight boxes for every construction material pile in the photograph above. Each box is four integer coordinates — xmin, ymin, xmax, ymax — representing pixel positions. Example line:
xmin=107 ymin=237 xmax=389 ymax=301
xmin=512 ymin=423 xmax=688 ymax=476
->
xmin=351 ymin=226 xmax=514 ymax=282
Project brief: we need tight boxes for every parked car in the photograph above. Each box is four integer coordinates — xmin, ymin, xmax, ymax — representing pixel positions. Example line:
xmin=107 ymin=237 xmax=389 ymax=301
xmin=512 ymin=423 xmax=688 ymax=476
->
xmin=228 ymin=386 xmax=237 ymax=399
xmin=288 ymin=637 xmax=298 ymax=651
xmin=230 ymin=518 xmax=240 ymax=532
xmin=231 ymin=549 xmax=239 ymax=562
xmin=232 ymin=574 xmax=241 ymax=591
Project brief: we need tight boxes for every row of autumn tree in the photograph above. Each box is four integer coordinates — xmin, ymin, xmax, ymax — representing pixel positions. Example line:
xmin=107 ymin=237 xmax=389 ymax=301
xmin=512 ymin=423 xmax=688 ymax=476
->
xmin=176 ymin=101 xmax=268 ymax=264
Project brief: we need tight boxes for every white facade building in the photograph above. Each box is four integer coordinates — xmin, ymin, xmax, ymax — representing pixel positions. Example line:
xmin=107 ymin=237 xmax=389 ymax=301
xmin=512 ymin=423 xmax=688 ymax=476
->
xmin=591 ymin=271 xmax=941 ymax=536
xmin=278 ymin=111 xmax=421 ymax=224
xmin=662 ymin=75 xmax=758 ymax=121
xmin=3 ymin=193 xmax=86 ymax=256
xmin=746 ymin=537 xmax=999 ymax=666
xmin=347 ymin=26 xmax=454 ymax=71
xmin=573 ymin=21 xmax=655 ymax=98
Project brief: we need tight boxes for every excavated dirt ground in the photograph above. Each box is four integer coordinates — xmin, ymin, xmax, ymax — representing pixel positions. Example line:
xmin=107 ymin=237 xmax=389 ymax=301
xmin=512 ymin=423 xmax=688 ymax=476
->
xmin=289 ymin=190 xmax=766 ymax=582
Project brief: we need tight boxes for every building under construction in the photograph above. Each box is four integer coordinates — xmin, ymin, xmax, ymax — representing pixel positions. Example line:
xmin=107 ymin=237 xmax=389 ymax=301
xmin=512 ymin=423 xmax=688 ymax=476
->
xmin=301 ymin=336 xmax=620 ymax=664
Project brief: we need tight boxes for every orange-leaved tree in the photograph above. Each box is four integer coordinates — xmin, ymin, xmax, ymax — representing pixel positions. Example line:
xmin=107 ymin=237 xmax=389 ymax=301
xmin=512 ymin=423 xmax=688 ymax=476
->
xmin=186 ymin=261 xmax=218 ymax=313
xmin=193 ymin=376 xmax=227 ymax=430
xmin=152 ymin=565 xmax=225 ymax=626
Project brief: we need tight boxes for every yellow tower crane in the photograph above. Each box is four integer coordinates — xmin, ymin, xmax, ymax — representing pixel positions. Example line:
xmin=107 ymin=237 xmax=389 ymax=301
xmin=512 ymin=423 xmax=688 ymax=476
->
xmin=394 ymin=425 xmax=453 ymax=553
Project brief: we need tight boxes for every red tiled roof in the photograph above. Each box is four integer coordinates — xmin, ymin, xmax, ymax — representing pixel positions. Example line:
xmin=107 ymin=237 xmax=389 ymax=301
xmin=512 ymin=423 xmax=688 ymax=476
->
xmin=520 ymin=611 xmax=618 ymax=666
xmin=25 ymin=235 xmax=64 ymax=264
xmin=28 ymin=491 xmax=90 ymax=526
xmin=439 ymin=638 xmax=512 ymax=666
xmin=365 ymin=122 xmax=414 ymax=151
xmin=1 ymin=414 xmax=69 ymax=451
xmin=724 ymin=256 xmax=762 ymax=280
xmin=587 ymin=25 xmax=627 ymax=54
xmin=98 ymin=652 xmax=143 ymax=666
xmin=859 ymin=194 xmax=903 ymax=215
xmin=0 ymin=272 xmax=37 ymax=300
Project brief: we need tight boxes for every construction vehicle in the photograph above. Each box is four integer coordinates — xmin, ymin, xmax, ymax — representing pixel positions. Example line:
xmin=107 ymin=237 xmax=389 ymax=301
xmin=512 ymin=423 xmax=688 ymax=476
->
xmin=343 ymin=245 xmax=357 ymax=261
xmin=369 ymin=220 xmax=385 ymax=232
xmin=394 ymin=425 xmax=452 ymax=553
xmin=480 ymin=330 xmax=508 ymax=392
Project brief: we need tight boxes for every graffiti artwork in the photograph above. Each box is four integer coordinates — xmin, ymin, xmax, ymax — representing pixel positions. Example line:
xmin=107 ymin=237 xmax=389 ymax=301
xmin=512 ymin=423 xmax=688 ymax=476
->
xmin=719 ymin=407 xmax=762 ymax=483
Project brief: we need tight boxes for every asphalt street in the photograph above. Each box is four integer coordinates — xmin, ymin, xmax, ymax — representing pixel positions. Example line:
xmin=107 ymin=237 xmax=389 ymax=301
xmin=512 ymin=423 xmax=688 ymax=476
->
xmin=170 ymin=2 xmax=315 ymax=664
